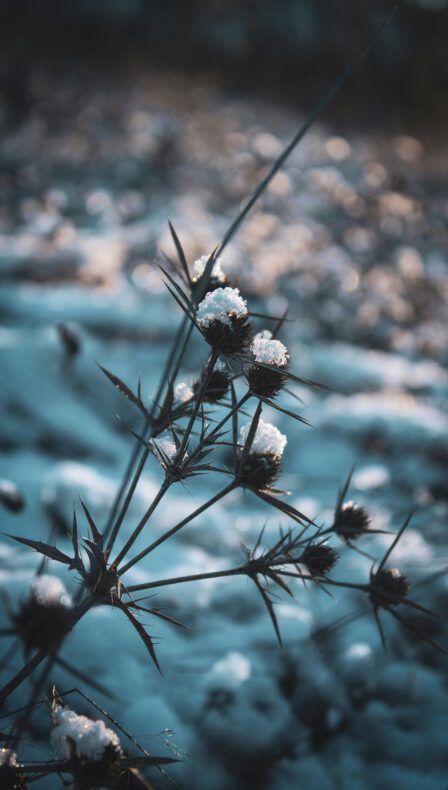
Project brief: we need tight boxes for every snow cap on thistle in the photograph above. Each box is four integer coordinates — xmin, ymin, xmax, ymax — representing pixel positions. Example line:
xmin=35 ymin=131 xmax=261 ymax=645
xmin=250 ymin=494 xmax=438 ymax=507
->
xmin=151 ymin=435 xmax=179 ymax=467
xmin=247 ymin=331 xmax=289 ymax=397
xmin=238 ymin=419 xmax=287 ymax=490
xmin=29 ymin=574 xmax=73 ymax=609
xmin=197 ymin=287 xmax=252 ymax=354
xmin=174 ymin=381 xmax=193 ymax=403
xmin=51 ymin=707 xmax=122 ymax=763
xmin=0 ymin=749 xmax=26 ymax=790
xmin=240 ymin=419 xmax=287 ymax=459
xmin=192 ymin=254 xmax=229 ymax=291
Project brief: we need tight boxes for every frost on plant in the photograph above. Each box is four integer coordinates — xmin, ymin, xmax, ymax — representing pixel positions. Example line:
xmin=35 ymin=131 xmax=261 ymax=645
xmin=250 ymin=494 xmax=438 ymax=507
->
xmin=51 ymin=707 xmax=122 ymax=762
xmin=29 ymin=574 xmax=73 ymax=608
xmin=196 ymin=287 xmax=248 ymax=327
xmin=240 ymin=419 xmax=287 ymax=459
xmin=174 ymin=381 xmax=193 ymax=402
xmin=250 ymin=336 xmax=289 ymax=367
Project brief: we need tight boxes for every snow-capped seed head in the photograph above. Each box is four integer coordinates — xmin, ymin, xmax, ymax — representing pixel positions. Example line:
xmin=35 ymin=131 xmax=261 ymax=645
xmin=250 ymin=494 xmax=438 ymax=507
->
xmin=193 ymin=368 xmax=230 ymax=403
xmin=370 ymin=567 xmax=411 ymax=609
xmin=51 ymin=707 xmax=122 ymax=763
xmin=301 ymin=544 xmax=338 ymax=577
xmin=29 ymin=575 xmax=73 ymax=609
xmin=253 ymin=329 xmax=273 ymax=341
xmin=239 ymin=453 xmax=282 ymax=490
xmin=0 ymin=749 xmax=26 ymax=790
xmin=196 ymin=287 xmax=248 ymax=328
xmin=151 ymin=436 xmax=178 ymax=466
xmin=333 ymin=501 xmax=371 ymax=541
xmin=174 ymin=381 xmax=193 ymax=403
xmin=192 ymin=254 xmax=227 ymax=284
xmin=197 ymin=287 xmax=252 ymax=355
xmin=0 ymin=750 xmax=18 ymax=768
xmin=250 ymin=337 xmax=289 ymax=368
xmin=239 ymin=419 xmax=287 ymax=460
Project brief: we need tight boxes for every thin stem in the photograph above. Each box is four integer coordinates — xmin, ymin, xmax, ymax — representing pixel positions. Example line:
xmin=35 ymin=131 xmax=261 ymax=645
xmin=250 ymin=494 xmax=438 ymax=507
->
xmin=119 ymin=481 xmax=237 ymax=575
xmin=126 ymin=566 xmax=246 ymax=592
xmin=111 ymin=478 xmax=172 ymax=569
xmin=177 ymin=350 xmax=218 ymax=456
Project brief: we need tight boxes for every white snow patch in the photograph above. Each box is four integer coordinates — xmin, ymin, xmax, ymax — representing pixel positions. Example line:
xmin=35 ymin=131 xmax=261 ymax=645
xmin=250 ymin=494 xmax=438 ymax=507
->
xmin=354 ymin=465 xmax=390 ymax=490
xmin=196 ymin=287 xmax=247 ymax=327
xmin=0 ymin=748 xmax=19 ymax=766
xmin=29 ymin=575 xmax=72 ymax=608
xmin=51 ymin=707 xmax=121 ymax=762
xmin=174 ymin=382 xmax=193 ymax=402
xmin=207 ymin=651 xmax=251 ymax=689
xmin=253 ymin=329 xmax=273 ymax=341
xmin=193 ymin=254 xmax=226 ymax=283
xmin=240 ymin=419 xmax=287 ymax=459
xmin=251 ymin=336 xmax=288 ymax=366
xmin=151 ymin=436 xmax=178 ymax=464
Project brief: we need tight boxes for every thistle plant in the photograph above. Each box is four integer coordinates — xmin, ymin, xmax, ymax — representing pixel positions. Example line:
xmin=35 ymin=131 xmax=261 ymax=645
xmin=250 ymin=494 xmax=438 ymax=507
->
xmin=0 ymin=7 xmax=445 ymax=788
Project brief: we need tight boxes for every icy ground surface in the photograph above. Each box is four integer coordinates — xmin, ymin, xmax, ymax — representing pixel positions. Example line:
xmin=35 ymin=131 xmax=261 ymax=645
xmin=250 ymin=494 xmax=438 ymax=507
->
xmin=0 ymin=68 xmax=447 ymax=789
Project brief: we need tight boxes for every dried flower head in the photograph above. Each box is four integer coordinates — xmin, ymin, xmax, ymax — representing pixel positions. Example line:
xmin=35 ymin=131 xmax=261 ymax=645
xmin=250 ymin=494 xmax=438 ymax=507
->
xmin=197 ymin=287 xmax=252 ymax=354
xmin=370 ymin=567 xmax=411 ymax=609
xmin=0 ymin=749 xmax=27 ymax=790
xmin=193 ymin=368 xmax=230 ymax=403
xmin=301 ymin=543 xmax=339 ymax=577
xmin=238 ymin=420 xmax=287 ymax=490
xmin=333 ymin=501 xmax=371 ymax=541
xmin=246 ymin=334 xmax=289 ymax=397
xmin=14 ymin=575 xmax=73 ymax=653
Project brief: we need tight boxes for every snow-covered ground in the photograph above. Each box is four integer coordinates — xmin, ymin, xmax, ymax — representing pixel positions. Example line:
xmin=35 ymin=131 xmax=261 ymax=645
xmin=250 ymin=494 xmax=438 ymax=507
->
xmin=0 ymin=68 xmax=447 ymax=789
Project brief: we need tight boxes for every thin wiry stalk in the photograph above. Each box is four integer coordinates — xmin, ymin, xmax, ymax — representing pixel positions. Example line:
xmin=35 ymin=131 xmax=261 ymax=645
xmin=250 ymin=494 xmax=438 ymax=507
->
xmin=118 ymin=481 xmax=237 ymax=575
xmin=111 ymin=478 xmax=172 ymax=570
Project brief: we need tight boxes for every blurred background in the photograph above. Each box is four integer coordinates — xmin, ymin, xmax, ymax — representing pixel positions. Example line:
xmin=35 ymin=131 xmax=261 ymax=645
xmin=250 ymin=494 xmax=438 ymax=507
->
xmin=0 ymin=2 xmax=447 ymax=789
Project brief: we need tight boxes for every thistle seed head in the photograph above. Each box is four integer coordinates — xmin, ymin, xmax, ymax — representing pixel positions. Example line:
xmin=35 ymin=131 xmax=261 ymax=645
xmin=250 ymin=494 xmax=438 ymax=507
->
xmin=246 ymin=335 xmax=289 ymax=397
xmin=197 ymin=287 xmax=252 ymax=355
xmin=301 ymin=543 xmax=339 ymax=577
xmin=0 ymin=750 xmax=27 ymax=790
xmin=334 ymin=501 xmax=371 ymax=541
xmin=370 ymin=567 xmax=411 ymax=608
xmin=14 ymin=576 xmax=73 ymax=653
xmin=200 ymin=314 xmax=253 ymax=355
xmin=239 ymin=451 xmax=282 ymax=490
xmin=193 ymin=368 xmax=231 ymax=403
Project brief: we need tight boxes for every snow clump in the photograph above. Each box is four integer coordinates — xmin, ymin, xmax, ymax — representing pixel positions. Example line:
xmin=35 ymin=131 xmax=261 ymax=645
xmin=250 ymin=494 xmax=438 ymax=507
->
xmin=151 ymin=436 xmax=178 ymax=464
xmin=193 ymin=254 xmax=226 ymax=283
xmin=174 ymin=382 xmax=193 ymax=402
xmin=239 ymin=419 xmax=287 ymax=459
xmin=196 ymin=287 xmax=248 ymax=327
xmin=251 ymin=336 xmax=288 ymax=367
xmin=29 ymin=575 xmax=73 ymax=608
xmin=51 ymin=707 xmax=121 ymax=762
